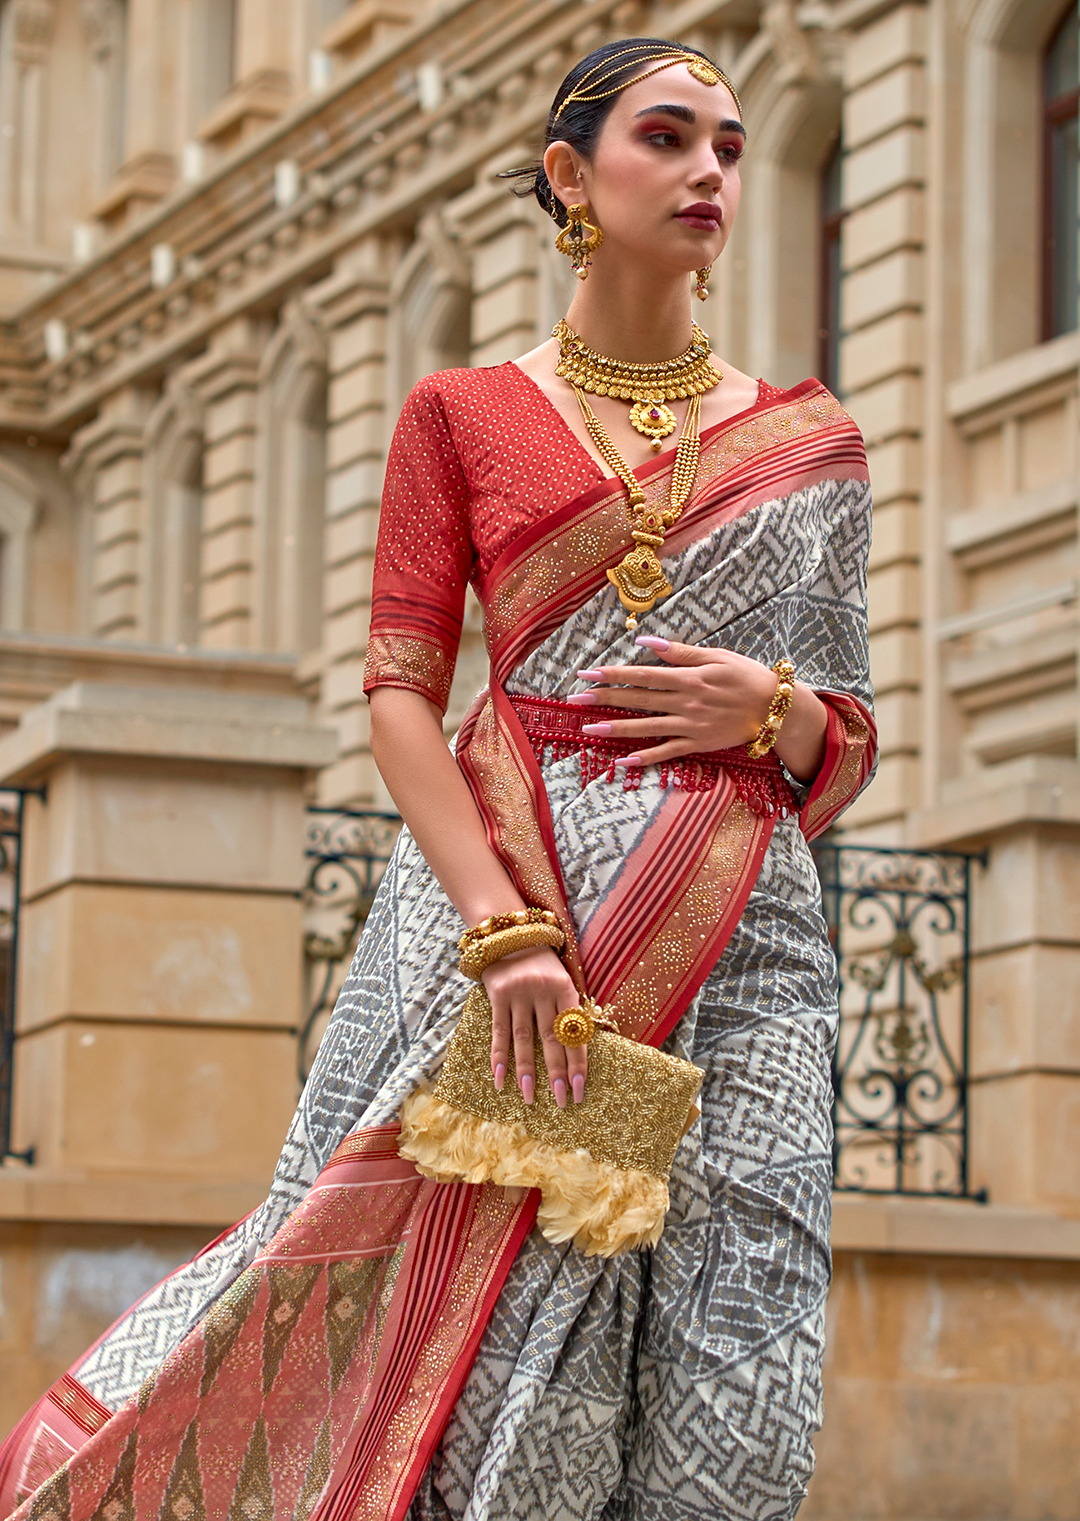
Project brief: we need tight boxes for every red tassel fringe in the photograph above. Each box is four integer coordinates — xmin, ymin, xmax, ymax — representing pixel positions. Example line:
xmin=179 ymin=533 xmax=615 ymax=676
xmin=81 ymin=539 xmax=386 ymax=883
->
xmin=509 ymin=695 xmax=798 ymax=817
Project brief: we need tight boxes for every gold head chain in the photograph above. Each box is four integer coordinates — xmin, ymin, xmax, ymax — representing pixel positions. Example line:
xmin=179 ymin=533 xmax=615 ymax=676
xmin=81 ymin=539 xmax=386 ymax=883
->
xmin=551 ymin=44 xmax=742 ymax=123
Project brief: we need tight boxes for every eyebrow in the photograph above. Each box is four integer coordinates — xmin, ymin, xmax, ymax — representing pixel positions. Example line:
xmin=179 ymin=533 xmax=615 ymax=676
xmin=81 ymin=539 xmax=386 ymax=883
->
xmin=634 ymin=103 xmax=747 ymax=137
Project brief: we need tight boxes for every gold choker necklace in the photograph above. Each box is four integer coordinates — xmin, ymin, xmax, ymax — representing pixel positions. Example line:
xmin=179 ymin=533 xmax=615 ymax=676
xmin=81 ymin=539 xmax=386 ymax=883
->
xmin=553 ymin=319 xmax=722 ymax=451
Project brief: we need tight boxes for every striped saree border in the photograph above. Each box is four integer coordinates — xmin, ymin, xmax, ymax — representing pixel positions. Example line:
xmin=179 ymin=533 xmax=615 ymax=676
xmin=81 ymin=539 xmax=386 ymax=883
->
xmin=481 ymin=383 xmax=865 ymax=682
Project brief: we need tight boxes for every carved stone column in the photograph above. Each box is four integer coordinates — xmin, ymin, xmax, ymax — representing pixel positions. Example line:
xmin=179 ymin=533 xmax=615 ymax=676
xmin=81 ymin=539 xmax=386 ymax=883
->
xmin=304 ymin=241 xmax=391 ymax=807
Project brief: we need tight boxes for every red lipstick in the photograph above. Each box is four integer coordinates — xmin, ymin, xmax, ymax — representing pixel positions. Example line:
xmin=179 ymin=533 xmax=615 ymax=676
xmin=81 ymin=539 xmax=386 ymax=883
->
xmin=676 ymin=202 xmax=722 ymax=229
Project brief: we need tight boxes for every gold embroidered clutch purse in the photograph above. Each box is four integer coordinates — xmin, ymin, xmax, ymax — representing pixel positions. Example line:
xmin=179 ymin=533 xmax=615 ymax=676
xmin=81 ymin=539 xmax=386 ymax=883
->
xmin=398 ymin=985 xmax=703 ymax=1257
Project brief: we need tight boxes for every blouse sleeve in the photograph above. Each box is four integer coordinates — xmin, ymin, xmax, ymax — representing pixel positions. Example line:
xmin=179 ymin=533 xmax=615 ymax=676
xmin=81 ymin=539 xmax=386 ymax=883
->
xmin=363 ymin=375 xmax=474 ymax=714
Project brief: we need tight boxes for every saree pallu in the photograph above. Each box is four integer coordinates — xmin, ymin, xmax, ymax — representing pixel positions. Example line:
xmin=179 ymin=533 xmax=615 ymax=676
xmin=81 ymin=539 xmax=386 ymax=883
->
xmin=0 ymin=378 xmax=875 ymax=1521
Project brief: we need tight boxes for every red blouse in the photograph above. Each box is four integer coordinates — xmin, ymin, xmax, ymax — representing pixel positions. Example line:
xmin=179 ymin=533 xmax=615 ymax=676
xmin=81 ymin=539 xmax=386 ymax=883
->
xmin=363 ymin=363 xmax=787 ymax=713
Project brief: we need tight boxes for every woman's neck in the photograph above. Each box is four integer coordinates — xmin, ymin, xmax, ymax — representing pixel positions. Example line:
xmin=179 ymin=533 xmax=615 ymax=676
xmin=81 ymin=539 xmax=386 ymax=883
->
xmin=562 ymin=263 xmax=696 ymax=362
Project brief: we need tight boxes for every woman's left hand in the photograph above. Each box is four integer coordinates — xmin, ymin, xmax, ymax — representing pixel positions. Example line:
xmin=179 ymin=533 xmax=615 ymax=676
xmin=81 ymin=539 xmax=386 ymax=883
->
xmin=568 ymin=637 xmax=830 ymax=784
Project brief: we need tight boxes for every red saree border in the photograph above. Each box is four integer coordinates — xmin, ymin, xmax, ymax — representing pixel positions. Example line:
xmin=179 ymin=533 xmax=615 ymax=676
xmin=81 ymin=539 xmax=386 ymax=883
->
xmin=481 ymin=384 xmax=865 ymax=681
xmin=800 ymin=694 xmax=877 ymax=841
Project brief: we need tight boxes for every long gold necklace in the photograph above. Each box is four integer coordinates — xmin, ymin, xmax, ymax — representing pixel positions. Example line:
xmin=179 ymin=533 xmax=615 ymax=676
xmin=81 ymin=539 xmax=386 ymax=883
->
xmin=571 ymin=386 xmax=704 ymax=629
xmin=554 ymin=319 xmax=722 ymax=450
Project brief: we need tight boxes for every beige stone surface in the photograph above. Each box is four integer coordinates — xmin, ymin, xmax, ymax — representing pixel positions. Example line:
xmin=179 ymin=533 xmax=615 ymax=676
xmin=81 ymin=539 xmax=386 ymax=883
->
xmin=806 ymin=1252 xmax=1080 ymax=1520
xmin=0 ymin=1222 xmax=218 ymax=1436
xmin=13 ymin=1020 xmax=296 ymax=1179
xmin=17 ymin=881 xmax=303 ymax=1033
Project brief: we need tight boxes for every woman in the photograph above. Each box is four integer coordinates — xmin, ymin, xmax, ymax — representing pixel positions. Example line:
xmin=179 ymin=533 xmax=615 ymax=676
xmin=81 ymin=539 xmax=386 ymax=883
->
xmin=0 ymin=37 xmax=874 ymax=1521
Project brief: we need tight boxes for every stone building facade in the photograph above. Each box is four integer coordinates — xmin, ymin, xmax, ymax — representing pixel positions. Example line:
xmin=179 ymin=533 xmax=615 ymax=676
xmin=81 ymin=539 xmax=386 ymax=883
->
xmin=0 ymin=0 xmax=1077 ymax=1513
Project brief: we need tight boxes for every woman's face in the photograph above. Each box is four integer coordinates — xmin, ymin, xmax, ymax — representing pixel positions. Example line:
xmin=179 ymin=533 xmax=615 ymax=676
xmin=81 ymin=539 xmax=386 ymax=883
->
xmin=555 ymin=65 xmax=744 ymax=277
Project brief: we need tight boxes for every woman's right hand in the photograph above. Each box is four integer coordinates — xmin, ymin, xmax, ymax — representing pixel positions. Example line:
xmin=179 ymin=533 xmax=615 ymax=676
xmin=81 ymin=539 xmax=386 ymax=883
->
xmin=481 ymin=946 xmax=588 ymax=1108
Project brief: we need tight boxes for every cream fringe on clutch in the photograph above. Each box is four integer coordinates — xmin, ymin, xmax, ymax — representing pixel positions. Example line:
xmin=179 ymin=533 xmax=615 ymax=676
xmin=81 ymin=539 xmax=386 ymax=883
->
xmin=399 ymin=1087 xmax=670 ymax=1257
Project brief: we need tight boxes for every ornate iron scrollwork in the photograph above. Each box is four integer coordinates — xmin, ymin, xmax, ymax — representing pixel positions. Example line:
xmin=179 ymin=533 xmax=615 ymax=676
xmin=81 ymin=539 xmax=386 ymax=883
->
xmin=299 ymin=808 xmax=402 ymax=1084
xmin=813 ymin=843 xmax=985 ymax=1200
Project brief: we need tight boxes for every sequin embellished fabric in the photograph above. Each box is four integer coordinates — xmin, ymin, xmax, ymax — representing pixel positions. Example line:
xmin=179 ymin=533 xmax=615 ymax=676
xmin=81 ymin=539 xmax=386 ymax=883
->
xmin=1 ymin=371 xmax=873 ymax=1521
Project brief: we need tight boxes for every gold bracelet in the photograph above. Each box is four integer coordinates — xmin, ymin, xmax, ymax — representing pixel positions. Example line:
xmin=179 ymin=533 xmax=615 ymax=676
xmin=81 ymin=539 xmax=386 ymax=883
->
xmin=458 ymin=906 xmax=560 ymax=954
xmin=746 ymin=659 xmax=796 ymax=758
xmin=458 ymin=922 xmax=566 ymax=981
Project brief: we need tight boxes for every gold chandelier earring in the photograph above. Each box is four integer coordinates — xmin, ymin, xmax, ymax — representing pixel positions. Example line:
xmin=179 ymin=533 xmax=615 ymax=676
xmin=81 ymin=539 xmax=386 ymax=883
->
xmin=695 ymin=265 xmax=712 ymax=301
xmin=555 ymin=203 xmax=604 ymax=280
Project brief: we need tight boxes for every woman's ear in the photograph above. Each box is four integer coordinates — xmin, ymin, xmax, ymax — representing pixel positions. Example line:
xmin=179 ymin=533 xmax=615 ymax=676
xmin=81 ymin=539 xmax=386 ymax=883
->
xmin=543 ymin=141 xmax=586 ymax=213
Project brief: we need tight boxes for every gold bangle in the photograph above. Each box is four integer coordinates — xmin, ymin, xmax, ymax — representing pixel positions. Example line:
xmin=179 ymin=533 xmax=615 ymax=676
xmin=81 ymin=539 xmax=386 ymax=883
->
xmin=746 ymin=659 xmax=796 ymax=759
xmin=458 ymin=922 xmax=566 ymax=981
xmin=458 ymin=906 xmax=560 ymax=954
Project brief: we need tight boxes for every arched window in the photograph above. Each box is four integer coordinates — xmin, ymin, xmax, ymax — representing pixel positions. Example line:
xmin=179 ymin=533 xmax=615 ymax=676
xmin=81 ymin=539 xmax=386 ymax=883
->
xmin=1042 ymin=4 xmax=1078 ymax=339
xmin=818 ymin=136 xmax=844 ymax=393
xmin=142 ymin=382 xmax=206 ymax=647
xmin=254 ymin=309 xmax=328 ymax=656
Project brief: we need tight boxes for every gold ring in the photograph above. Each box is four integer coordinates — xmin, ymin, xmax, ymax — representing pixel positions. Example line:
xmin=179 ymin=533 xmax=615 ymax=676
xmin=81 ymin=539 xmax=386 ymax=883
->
xmin=553 ymin=1001 xmax=597 ymax=1047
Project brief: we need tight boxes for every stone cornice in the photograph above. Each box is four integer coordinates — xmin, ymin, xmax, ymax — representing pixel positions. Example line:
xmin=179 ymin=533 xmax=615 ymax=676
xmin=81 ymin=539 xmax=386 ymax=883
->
xmin=0 ymin=0 xmax=591 ymax=433
xmin=0 ymin=0 xmax=784 ymax=437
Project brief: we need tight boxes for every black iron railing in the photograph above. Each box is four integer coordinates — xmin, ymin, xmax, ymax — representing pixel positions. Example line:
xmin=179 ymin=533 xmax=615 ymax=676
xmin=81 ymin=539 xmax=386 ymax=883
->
xmin=300 ymin=808 xmax=402 ymax=1084
xmin=0 ymin=789 xmax=38 ymax=1163
xmin=813 ymin=842 xmax=985 ymax=1200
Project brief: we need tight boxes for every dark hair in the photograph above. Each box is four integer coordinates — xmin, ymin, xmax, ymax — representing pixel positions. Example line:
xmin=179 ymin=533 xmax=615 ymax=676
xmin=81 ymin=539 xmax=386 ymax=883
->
xmin=501 ymin=38 xmax=725 ymax=227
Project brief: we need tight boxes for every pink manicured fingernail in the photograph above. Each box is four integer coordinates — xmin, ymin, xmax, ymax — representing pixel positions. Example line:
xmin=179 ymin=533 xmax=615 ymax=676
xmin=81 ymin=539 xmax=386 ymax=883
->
xmin=493 ymin=1062 xmax=506 ymax=1091
xmin=553 ymin=1078 xmax=567 ymax=1109
xmin=577 ymin=669 xmax=605 ymax=681
xmin=566 ymin=691 xmax=597 ymax=705
xmin=635 ymin=635 xmax=670 ymax=651
xmin=613 ymin=755 xmax=643 ymax=767
xmin=581 ymin=722 xmax=612 ymax=736
xmin=520 ymin=1073 xmax=535 ymax=1105
xmin=572 ymin=1074 xmax=585 ymax=1104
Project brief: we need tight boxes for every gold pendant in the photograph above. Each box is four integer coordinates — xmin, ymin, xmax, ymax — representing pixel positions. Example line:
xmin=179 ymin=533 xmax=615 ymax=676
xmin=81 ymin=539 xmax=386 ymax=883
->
xmin=606 ymin=530 xmax=673 ymax=618
xmin=629 ymin=399 xmax=677 ymax=444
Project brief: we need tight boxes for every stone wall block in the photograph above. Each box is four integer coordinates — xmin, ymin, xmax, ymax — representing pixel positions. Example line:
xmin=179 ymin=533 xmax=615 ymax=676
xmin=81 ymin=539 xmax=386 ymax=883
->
xmin=871 ymin=689 xmax=922 ymax=754
xmin=202 ymin=525 xmax=254 ymax=581
xmin=14 ymin=1022 xmax=296 ymax=1180
xmin=326 ymin=508 xmax=379 ymax=563
xmin=864 ymin=437 xmax=924 ymax=507
xmin=867 ymin=627 xmax=923 ymax=690
xmin=971 ymin=943 xmax=1080 ymax=1077
xmin=327 ymin=459 xmax=384 ymax=517
xmin=846 ymin=375 xmax=924 ymax=445
xmin=323 ymin=605 xmax=368 ymax=663
xmin=868 ymin=500 xmax=922 ymax=570
xmin=844 ymin=3 xmax=928 ymax=92
xmin=842 ymin=312 xmax=925 ymax=394
xmin=472 ymin=275 xmax=537 ymax=349
xmin=317 ymin=752 xmax=379 ymax=809
xmin=327 ymin=410 xmax=387 ymax=472
xmin=93 ymin=499 xmax=139 ymax=551
xmin=18 ymin=884 xmax=302 ymax=1035
xmin=473 ymin=225 xmax=537 ymax=296
xmin=201 ymin=481 xmax=254 ymax=535
xmin=843 ymin=187 xmax=925 ymax=273
xmin=842 ymin=752 xmax=921 ymax=830
xmin=329 ymin=313 xmax=388 ymax=376
xmin=843 ymin=250 xmax=923 ymax=331
xmin=970 ymin=1072 xmax=1080 ymax=1215
xmin=92 ymin=583 xmax=138 ymax=637
xmin=92 ymin=538 xmax=139 ymax=592
xmin=325 ymin=557 xmax=370 ymax=617
xmin=19 ymin=755 xmax=311 ymax=900
xmin=200 ymin=570 xmax=253 ymax=628
xmin=844 ymin=125 xmax=926 ymax=214
xmin=844 ymin=62 xmax=927 ymax=152
xmin=204 ymin=433 xmax=256 ymax=491
xmin=867 ymin=560 xmax=921 ymax=633
xmin=328 ymin=361 xmax=386 ymax=424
